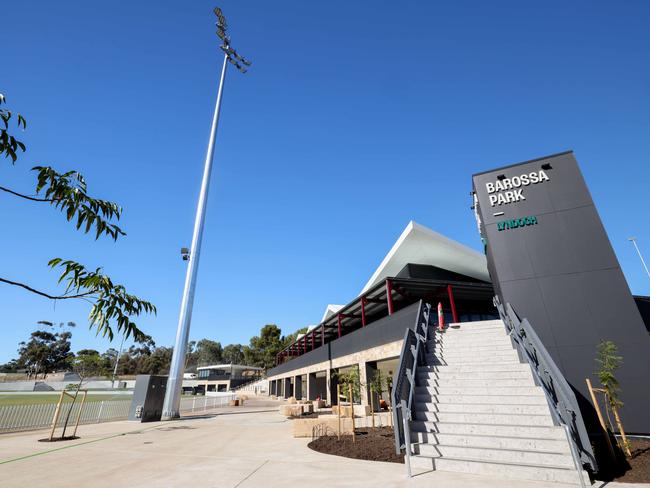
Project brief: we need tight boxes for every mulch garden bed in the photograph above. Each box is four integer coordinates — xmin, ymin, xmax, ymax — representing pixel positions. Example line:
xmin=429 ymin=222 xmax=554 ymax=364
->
xmin=309 ymin=429 xmax=650 ymax=482
xmin=604 ymin=438 xmax=650 ymax=483
xmin=308 ymin=427 xmax=404 ymax=464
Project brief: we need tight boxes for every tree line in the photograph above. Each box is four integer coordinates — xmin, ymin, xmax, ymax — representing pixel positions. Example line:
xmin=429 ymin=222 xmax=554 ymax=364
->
xmin=0 ymin=322 xmax=308 ymax=378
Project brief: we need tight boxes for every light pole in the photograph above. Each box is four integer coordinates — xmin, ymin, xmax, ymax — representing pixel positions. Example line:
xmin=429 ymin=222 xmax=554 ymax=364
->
xmin=111 ymin=334 xmax=126 ymax=388
xmin=628 ymin=237 xmax=650 ymax=279
xmin=161 ymin=7 xmax=251 ymax=421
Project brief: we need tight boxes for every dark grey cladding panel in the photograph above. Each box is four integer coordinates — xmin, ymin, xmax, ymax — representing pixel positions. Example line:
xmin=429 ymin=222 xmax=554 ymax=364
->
xmin=266 ymin=343 xmax=330 ymax=377
xmin=556 ymin=206 xmax=620 ymax=272
xmin=473 ymin=151 xmax=593 ymax=226
xmin=473 ymin=151 xmax=650 ymax=433
xmin=397 ymin=263 xmax=488 ymax=284
xmin=267 ymin=302 xmax=420 ymax=378
xmin=330 ymin=302 xmax=420 ymax=363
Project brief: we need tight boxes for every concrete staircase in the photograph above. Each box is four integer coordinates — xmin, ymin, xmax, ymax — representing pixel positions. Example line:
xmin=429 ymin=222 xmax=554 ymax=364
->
xmin=409 ymin=320 xmax=590 ymax=485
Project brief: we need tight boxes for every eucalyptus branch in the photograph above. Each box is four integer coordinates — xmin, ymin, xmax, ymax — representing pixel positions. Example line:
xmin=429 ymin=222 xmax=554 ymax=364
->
xmin=49 ymin=258 xmax=157 ymax=341
xmin=33 ymin=166 xmax=127 ymax=240
xmin=1 ymin=94 xmax=155 ymax=341
xmin=0 ymin=93 xmax=27 ymax=164
xmin=0 ymin=185 xmax=53 ymax=201
xmin=0 ymin=277 xmax=96 ymax=300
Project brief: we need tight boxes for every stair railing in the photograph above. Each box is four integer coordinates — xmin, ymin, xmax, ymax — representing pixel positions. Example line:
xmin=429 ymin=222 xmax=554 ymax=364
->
xmin=493 ymin=295 xmax=597 ymax=478
xmin=391 ymin=300 xmax=433 ymax=476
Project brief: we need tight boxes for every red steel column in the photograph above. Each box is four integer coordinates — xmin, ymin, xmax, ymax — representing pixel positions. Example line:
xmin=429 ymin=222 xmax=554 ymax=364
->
xmin=386 ymin=279 xmax=394 ymax=315
xmin=447 ymin=284 xmax=459 ymax=323
xmin=337 ymin=314 xmax=342 ymax=338
xmin=311 ymin=330 xmax=315 ymax=350
xmin=304 ymin=335 xmax=308 ymax=354
xmin=361 ymin=297 xmax=367 ymax=326
xmin=321 ymin=325 xmax=325 ymax=346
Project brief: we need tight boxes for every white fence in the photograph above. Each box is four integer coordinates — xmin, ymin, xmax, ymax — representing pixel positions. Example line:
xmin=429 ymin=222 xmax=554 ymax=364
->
xmin=233 ymin=378 xmax=268 ymax=395
xmin=179 ymin=393 xmax=235 ymax=413
xmin=0 ymin=400 xmax=131 ymax=434
xmin=0 ymin=393 xmax=237 ymax=434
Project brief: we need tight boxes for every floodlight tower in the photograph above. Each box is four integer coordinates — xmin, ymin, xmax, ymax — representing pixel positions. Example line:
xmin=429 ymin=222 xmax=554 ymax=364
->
xmin=161 ymin=7 xmax=251 ymax=421
xmin=628 ymin=237 xmax=650 ymax=279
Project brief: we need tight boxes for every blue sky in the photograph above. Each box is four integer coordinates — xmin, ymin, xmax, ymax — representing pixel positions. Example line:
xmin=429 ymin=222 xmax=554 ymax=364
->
xmin=1 ymin=0 xmax=649 ymax=362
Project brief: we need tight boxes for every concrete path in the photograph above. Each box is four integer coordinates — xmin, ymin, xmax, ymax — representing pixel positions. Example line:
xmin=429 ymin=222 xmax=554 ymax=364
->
xmin=0 ymin=397 xmax=646 ymax=488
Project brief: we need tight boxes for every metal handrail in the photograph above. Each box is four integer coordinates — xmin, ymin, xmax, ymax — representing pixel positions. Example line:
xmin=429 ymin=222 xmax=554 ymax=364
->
xmin=391 ymin=301 xmax=433 ymax=476
xmin=494 ymin=295 xmax=597 ymax=477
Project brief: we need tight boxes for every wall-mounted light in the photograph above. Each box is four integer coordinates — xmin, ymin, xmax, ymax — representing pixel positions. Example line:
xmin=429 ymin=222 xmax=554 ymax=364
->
xmin=180 ymin=247 xmax=190 ymax=261
xmin=497 ymin=174 xmax=506 ymax=180
xmin=541 ymin=163 xmax=552 ymax=170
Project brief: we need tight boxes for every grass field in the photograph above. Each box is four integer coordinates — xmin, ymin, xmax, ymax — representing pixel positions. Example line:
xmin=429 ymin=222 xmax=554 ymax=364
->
xmin=0 ymin=393 xmax=133 ymax=406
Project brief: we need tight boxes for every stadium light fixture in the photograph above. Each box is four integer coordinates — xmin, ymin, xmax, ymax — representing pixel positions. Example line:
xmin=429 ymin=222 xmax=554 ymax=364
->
xmin=161 ymin=7 xmax=252 ymax=421
xmin=628 ymin=237 xmax=650 ymax=279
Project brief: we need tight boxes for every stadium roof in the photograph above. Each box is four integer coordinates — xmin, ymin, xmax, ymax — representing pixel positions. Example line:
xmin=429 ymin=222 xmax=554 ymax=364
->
xmin=359 ymin=221 xmax=489 ymax=295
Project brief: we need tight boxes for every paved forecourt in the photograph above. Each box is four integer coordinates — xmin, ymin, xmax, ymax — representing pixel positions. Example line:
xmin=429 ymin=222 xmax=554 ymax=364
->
xmin=0 ymin=396 xmax=640 ymax=488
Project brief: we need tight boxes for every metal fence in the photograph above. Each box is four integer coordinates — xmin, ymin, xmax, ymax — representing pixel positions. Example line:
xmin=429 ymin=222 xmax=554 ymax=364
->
xmin=179 ymin=393 xmax=235 ymax=413
xmin=0 ymin=393 xmax=237 ymax=434
xmin=0 ymin=400 xmax=131 ymax=434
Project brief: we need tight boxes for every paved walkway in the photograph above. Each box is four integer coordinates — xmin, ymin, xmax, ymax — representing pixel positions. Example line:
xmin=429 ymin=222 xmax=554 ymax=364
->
xmin=0 ymin=397 xmax=645 ymax=487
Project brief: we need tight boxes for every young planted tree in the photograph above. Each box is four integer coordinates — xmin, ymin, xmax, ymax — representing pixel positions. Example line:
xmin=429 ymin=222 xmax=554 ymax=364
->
xmin=596 ymin=340 xmax=631 ymax=457
xmin=368 ymin=370 xmax=387 ymax=428
xmin=0 ymin=94 xmax=155 ymax=341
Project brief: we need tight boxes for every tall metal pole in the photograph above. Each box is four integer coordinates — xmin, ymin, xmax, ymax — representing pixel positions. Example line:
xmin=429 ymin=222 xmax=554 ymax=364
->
xmin=161 ymin=52 xmax=229 ymax=420
xmin=629 ymin=237 xmax=650 ymax=278
xmin=111 ymin=334 xmax=126 ymax=388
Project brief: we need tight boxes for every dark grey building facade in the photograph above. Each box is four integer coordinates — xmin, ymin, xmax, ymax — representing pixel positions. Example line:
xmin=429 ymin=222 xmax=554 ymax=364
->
xmin=472 ymin=151 xmax=650 ymax=433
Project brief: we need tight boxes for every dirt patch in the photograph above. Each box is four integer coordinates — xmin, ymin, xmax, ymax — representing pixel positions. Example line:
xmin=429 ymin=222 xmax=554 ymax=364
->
xmin=38 ymin=436 xmax=79 ymax=442
xmin=308 ymin=427 xmax=404 ymax=464
xmin=607 ymin=438 xmax=650 ymax=483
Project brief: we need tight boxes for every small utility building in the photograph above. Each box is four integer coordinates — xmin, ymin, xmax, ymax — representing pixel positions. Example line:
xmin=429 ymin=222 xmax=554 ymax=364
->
xmin=197 ymin=364 xmax=263 ymax=392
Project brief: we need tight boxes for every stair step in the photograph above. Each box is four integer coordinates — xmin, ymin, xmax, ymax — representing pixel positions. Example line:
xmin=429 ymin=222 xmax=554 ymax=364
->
xmin=410 ymin=455 xmax=588 ymax=485
xmin=417 ymin=370 xmax=532 ymax=380
xmin=410 ymin=420 xmax=565 ymax=439
xmin=421 ymin=363 xmax=529 ymax=373
xmin=431 ymin=333 xmax=511 ymax=341
xmin=414 ymin=402 xmax=550 ymax=415
xmin=428 ymin=343 xmax=515 ymax=353
xmin=415 ymin=385 xmax=542 ymax=396
xmin=417 ymin=377 xmax=532 ymax=388
xmin=447 ymin=319 xmax=503 ymax=326
xmin=431 ymin=350 xmax=519 ymax=360
xmin=427 ymin=357 xmax=521 ymax=366
xmin=420 ymin=394 xmax=547 ymax=405
xmin=410 ymin=431 xmax=570 ymax=453
xmin=437 ymin=328 xmax=506 ymax=337
xmin=436 ymin=347 xmax=517 ymax=357
xmin=413 ymin=411 xmax=554 ymax=426
xmin=413 ymin=443 xmax=574 ymax=468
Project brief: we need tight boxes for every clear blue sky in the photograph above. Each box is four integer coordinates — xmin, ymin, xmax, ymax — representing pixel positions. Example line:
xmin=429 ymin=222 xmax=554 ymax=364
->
xmin=2 ymin=0 xmax=649 ymax=362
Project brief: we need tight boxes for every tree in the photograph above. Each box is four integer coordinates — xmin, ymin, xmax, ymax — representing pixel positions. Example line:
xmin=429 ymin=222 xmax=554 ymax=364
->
xmin=16 ymin=323 xmax=74 ymax=378
xmin=368 ymin=370 xmax=388 ymax=427
xmin=596 ymin=340 xmax=630 ymax=456
xmin=245 ymin=324 xmax=286 ymax=370
xmin=74 ymin=349 xmax=105 ymax=378
xmin=222 ymin=344 xmax=245 ymax=364
xmin=283 ymin=326 xmax=309 ymax=346
xmin=195 ymin=339 xmax=223 ymax=367
xmin=139 ymin=347 xmax=173 ymax=375
xmin=0 ymin=94 xmax=155 ymax=341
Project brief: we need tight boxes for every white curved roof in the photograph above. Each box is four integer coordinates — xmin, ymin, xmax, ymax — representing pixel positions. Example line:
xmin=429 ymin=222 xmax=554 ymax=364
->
xmin=359 ymin=221 xmax=489 ymax=295
xmin=320 ymin=304 xmax=344 ymax=323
